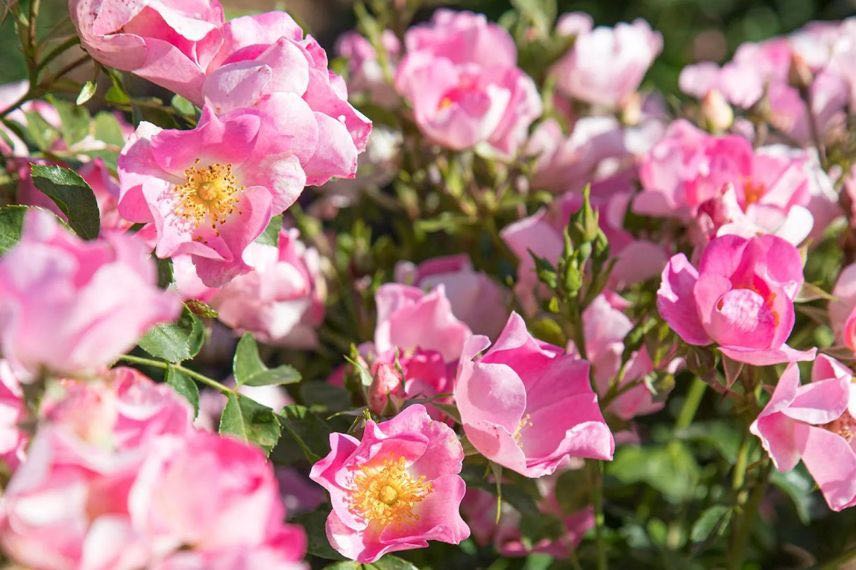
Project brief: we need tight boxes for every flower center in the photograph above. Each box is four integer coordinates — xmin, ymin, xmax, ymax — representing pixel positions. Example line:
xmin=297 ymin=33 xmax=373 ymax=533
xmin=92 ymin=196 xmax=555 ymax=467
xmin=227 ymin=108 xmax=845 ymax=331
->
xmin=742 ymin=179 xmax=766 ymax=207
xmin=175 ymin=160 xmax=242 ymax=229
xmin=350 ymin=456 xmax=432 ymax=527
xmin=823 ymin=411 xmax=855 ymax=442
xmin=512 ymin=413 xmax=533 ymax=446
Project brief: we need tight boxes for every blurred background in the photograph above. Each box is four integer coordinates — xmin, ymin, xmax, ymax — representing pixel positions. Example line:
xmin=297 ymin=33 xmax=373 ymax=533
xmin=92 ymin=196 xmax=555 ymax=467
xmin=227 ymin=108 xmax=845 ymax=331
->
xmin=2 ymin=0 xmax=856 ymax=93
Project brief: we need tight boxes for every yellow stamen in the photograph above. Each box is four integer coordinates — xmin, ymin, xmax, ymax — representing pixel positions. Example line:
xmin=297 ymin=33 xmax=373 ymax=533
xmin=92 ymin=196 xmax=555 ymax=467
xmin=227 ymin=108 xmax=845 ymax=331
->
xmin=823 ymin=411 xmax=855 ymax=442
xmin=513 ymin=413 xmax=533 ymax=446
xmin=175 ymin=160 xmax=242 ymax=229
xmin=743 ymin=179 xmax=766 ymax=206
xmin=350 ymin=457 xmax=432 ymax=528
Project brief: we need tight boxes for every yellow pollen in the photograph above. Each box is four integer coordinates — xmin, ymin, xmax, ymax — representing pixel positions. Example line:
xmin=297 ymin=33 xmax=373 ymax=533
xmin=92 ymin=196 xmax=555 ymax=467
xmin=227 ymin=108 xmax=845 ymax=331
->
xmin=823 ymin=411 xmax=855 ymax=442
xmin=743 ymin=179 xmax=766 ymax=206
xmin=438 ymin=96 xmax=454 ymax=110
xmin=513 ymin=413 xmax=533 ymax=445
xmin=350 ymin=457 xmax=432 ymax=527
xmin=175 ymin=160 xmax=242 ymax=229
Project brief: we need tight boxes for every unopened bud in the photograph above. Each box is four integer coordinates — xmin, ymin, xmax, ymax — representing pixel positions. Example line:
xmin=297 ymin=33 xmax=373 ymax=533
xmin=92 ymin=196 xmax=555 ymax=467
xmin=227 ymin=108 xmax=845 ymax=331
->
xmin=701 ymin=89 xmax=733 ymax=133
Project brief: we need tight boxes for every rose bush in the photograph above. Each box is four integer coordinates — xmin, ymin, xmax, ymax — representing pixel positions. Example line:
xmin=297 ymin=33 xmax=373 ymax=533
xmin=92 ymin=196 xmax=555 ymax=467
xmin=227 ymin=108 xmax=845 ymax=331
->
xmin=0 ymin=1 xmax=853 ymax=569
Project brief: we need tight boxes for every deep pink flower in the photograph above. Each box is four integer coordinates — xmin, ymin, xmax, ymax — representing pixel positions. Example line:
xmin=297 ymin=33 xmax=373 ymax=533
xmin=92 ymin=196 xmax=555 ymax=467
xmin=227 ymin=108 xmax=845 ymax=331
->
xmin=830 ymin=263 xmax=856 ymax=355
xmin=203 ymin=12 xmax=372 ymax=186
xmin=553 ymin=19 xmax=662 ymax=108
xmin=657 ymin=234 xmax=815 ymax=365
xmin=0 ymin=210 xmax=180 ymax=380
xmin=454 ymin=312 xmax=614 ymax=478
xmin=0 ymin=360 xmax=26 ymax=471
xmin=118 ymin=105 xmax=310 ymax=286
xmin=635 ymin=120 xmax=831 ymax=245
xmin=309 ymin=404 xmax=469 ymax=562
xmin=751 ymin=355 xmax=855 ymax=511
xmin=69 ymin=0 xmax=224 ymax=102
xmin=395 ymin=254 xmax=509 ymax=338
xmin=395 ymin=10 xmax=541 ymax=156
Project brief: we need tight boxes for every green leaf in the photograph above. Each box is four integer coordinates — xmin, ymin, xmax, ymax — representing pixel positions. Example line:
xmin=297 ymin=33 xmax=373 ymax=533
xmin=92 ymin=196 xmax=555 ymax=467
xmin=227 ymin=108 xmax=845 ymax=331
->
xmin=165 ymin=366 xmax=199 ymax=417
xmin=256 ymin=215 xmax=283 ymax=245
xmin=608 ymin=443 xmax=701 ymax=502
xmin=369 ymin=555 xmax=419 ymax=570
xmin=293 ymin=510 xmax=345 ymax=560
xmin=47 ymin=95 xmax=91 ymax=146
xmin=93 ymin=112 xmax=126 ymax=147
xmin=0 ymin=205 xmax=29 ymax=254
xmin=233 ymin=334 xmax=301 ymax=387
xmin=138 ymin=307 xmax=205 ymax=363
xmin=690 ymin=505 xmax=731 ymax=543
xmin=23 ymin=110 xmax=59 ymax=150
xmin=30 ymin=164 xmax=101 ymax=240
xmin=219 ymin=393 xmax=282 ymax=455
xmin=171 ymin=94 xmax=196 ymax=116
xmin=323 ymin=563 xmax=360 ymax=570
xmin=300 ymin=382 xmax=350 ymax=413
xmin=279 ymin=404 xmax=331 ymax=461
xmin=771 ymin=467 xmax=815 ymax=524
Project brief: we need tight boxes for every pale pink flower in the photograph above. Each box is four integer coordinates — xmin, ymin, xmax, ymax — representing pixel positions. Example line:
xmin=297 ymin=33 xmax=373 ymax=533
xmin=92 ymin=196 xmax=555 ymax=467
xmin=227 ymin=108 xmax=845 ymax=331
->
xmin=128 ymin=431 xmax=306 ymax=561
xmin=69 ymin=0 xmax=224 ymax=102
xmin=455 ymin=312 xmax=614 ymax=478
xmin=118 ymin=105 xmax=309 ymax=286
xmin=751 ymin=355 xmax=856 ymax=511
xmin=203 ymin=12 xmax=372 ymax=186
xmin=0 ymin=360 xmax=26 ymax=471
xmin=206 ymin=229 xmax=325 ymax=348
xmin=395 ymin=254 xmax=509 ymax=338
xmin=309 ymin=404 xmax=469 ymax=562
xmin=0 ymin=210 xmax=180 ymax=380
xmin=374 ymin=283 xmax=472 ymax=363
xmin=336 ymin=30 xmax=401 ymax=107
xmin=657 ymin=234 xmax=815 ymax=365
xmin=576 ymin=293 xmax=666 ymax=420
xmin=830 ymin=263 xmax=856 ymax=355
xmin=553 ymin=19 xmax=662 ymax=108
xmin=395 ymin=10 xmax=541 ymax=156
xmin=555 ymin=12 xmax=593 ymax=38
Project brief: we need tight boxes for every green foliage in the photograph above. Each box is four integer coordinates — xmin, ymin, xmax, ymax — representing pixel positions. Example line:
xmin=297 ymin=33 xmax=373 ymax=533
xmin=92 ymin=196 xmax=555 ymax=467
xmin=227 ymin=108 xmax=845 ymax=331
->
xmin=29 ymin=163 xmax=100 ymax=239
xmin=138 ymin=307 xmax=205 ymax=363
xmin=233 ymin=334 xmax=302 ymax=387
xmin=219 ymin=392 xmax=283 ymax=455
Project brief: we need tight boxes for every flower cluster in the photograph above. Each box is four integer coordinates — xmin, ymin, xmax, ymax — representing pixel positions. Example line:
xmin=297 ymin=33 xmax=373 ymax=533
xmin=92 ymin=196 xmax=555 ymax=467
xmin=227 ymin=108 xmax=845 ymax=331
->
xmin=0 ymin=0 xmax=854 ymax=568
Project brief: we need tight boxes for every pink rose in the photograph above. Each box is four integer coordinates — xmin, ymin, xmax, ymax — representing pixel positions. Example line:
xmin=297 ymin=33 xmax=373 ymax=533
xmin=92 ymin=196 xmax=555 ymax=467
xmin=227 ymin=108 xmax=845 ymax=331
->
xmin=635 ymin=121 xmax=831 ymax=245
xmin=203 ymin=12 xmax=372 ymax=186
xmin=118 ymin=105 xmax=309 ymax=286
xmin=336 ymin=30 xmax=401 ymax=108
xmin=553 ymin=19 xmax=662 ymax=108
xmin=204 ymin=229 xmax=325 ymax=348
xmin=309 ymin=404 xmax=469 ymax=562
xmin=395 ymin=10 xmax=541 ymax=156
xmin=0 ymin=360 xmax=26 ymax=471
xmin=454 ymin=312 xmax=614 ymax=478
xmin=374 ymin=283 xmax=472 ymax=363
xmin=657 ymin=234 xmax=815 ymax=365
xmin=129 ymin=431 xmax=306 ymax=560
xmin=751 ymin=355 xmax=855 ymax=511
xmin=0 ymin=210 xmax=180 ymax=380
xmin=69 ymin=0 xmax=224 ymax=102
xmin=395 ymin=254 xmax=509 ymax=338
xmin=830 ymin=263 xmax=856 ymax=355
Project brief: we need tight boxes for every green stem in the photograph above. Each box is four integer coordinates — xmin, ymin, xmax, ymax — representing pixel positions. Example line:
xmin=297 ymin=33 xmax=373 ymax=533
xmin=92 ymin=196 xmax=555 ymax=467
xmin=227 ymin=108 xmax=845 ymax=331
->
xmin=675 ymin=377 xmax=706 ymax=431
xmin=589 ymin=460 xmax=607 ymax=570
xmin=727 ymin=460 xmax=771 ymax=570
xmin=118 ymin=354 xmax=233 ymax=395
